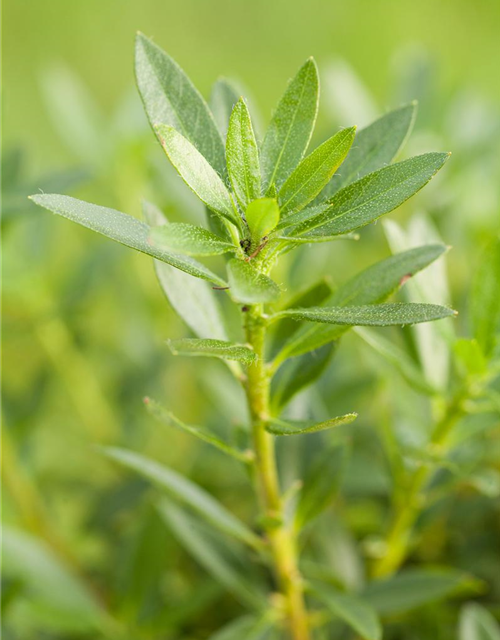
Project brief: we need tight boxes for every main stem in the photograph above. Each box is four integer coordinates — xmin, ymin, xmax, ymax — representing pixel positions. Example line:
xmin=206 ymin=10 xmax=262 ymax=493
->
xmin=245 ymin=305 xmax=310 ymax=640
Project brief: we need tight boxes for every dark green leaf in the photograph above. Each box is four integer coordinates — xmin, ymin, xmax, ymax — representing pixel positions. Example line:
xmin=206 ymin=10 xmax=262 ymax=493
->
xmin=246 ymin=198 xmax=280 ymax=244
xmin=227 ymin=98 xmax=261 ymax=210
xmin=210 ymin=77 xmax=240 ymax=140
xmin=30 ymin=194 xmax=226 ymax=286
xmin=227 ymin=259 xmax=281 ymax=304
xmin=278 ymin=127 xmax=356 ymax=216
xmin=167 ymin=338 xmax=257 ymax=365
xmin=150 ymin=222 xmax=236 ymax=256
xmin=261 ymin=58 xmax=319 ymax=191
xmin=266 ymin=413 xmax=356 ymax=436
xmin=459 ymin=603 xmax=500 ymax=640
xmin=471 ymin=236 xmax=500 ymax=357
xmin=135 ymin=33 xmax=226 ymax=175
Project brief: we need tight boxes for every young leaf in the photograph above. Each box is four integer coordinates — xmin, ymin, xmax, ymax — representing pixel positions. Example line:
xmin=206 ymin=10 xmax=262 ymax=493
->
xmin=226 ymin=98 xmax=261 ymax=210
xmin=278 ymin=127 xmax=356 ymax=216
xmin=311 ymin=583 xmax=382 ymax=640
xmin=158 ymin=500 xmax=266 ymax=609
xmin=210 ymin=77 xmax=240 ymax=140
xmin=459 ymin=603 xmax=500 ymax=640
xmin=155 ymin=124 xmax=239 ymax=227
xmin=471 ymin=236 xmax=500 ymax=358
xmin=30 ymin=194 xmax=227 ymax=286
xmin=274 ymin=302 xmax=456 ymax=327
xmin=150 ymin=223 xmax=236 ymax=256
xmin=245 ymin=198 xmax=280 ymax=244
xmin=292 ymin=153 xmax=450 ymax=238
xmin=145 ymin=397 xmax=250 ymax=462
xmin=227 ymin=259 xmax=281 ymax=304
xmin=143 ymin=201 xmax=228 ymax=339
xmin=266 ymin=413 xmax=357 ymax=436
xmin=167 ymin=338 xmax=257 ymax=365
xmin=321 ymin=102 xmax=417 ymax=199
xmin=103 ymin=447 xmax=262 ymax=550
xmin=261 ymin=58 xmax=319 ymax=191
xmin=135 ymin=33 xmax=226 ymax=175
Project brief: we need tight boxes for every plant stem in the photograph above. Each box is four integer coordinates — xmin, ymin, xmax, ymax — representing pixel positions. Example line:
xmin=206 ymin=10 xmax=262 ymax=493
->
xmin=245 ymin=305 xmax=310 ymax=640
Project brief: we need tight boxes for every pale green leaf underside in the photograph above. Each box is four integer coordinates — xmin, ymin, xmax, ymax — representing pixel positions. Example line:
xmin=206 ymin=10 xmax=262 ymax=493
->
xmin=150 ymin=222 xmax=236 ymax=256
xmin=227 ymin=259 xmax=281 ymax=304
xmin=275 ymin=302 xmax=455 ymax=327
xmin=261 ymin=58 xmax=319 ymax=190
xmin=145 ymin=397 xmax=249 ymax=462
xmin=459 ymin=603 xmax=500 ymax=640
xmin=266 ymin=413 xmax=357 ymax=436
xmin=278 ymin=126 xmax=356 ymax=216
xmin=30 ymin=194 xmax=226 ymax=286
xmin=167 ymin=338 xmax=256 ymax=365
xmin=135 ymin=33 xmax=226 ymax=175
xmin=209 ymin=77 xmax=240 ymax=140
xmin=103 ymin=447 xmax=261 ymax=550
xmin=471 ymin=236 xmax=500 ymax=358
xmin=156 ymin=124 xmax=239 ymax=226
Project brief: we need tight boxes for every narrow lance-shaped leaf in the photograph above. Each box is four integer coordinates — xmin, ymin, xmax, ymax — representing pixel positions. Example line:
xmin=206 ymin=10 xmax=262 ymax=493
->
xmin=208 ymin=614 xmax=276 ymax=640
xmin=292 ymin=152 xmax=450 ymax=239
xmin=30 ymin=194 xmax=227 ymax=286
xmin=135 ymin=33 xmax=226 ymax=175
xmin=210 ymin=77 xmax=240 ymax=140
xmin=226 ymin=98 xmax=261 ymax=210
xmin=273 ymin=302 xmax=456 ymax=327
xmin=155 ymin=124 xmax=240 ymax=228
xmin=103 ymin=447 xmax=262 ymax=550
xmin=471 ymin=236 xmax=500 ymax=358
xmin=261 ymin=58 xmax=319 ymax=191
xmin=245 ymin=198 xmax=280 ymax=245
xmin=266 ymin=413 xmax=357 ymax=436
xmin=227 ymin=259 xmax=281 ymax=304
xmin=321 ymin=102 xmax=417 ymax=199
xmin=150 ymin=222 xmax=236 ymax=256
xmin=459 ymin=603 xmax=500 ymax=640
xmin=167 ymin=338 xmax=257 ymax=365
xmin=278 ymin=127 xmax=356 ymax=216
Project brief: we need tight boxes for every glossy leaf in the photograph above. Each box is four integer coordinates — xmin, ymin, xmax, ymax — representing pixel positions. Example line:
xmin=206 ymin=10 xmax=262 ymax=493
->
xmin=227 ymin=259 xmax=281 ymax=304
xmin=266 ymin=413 xmax=356 ymax=436
xmin=145 ymin=397 xmax=250 ymax=462
xmin=245 ymin=198 xmax=280 ymax=245
xmin=278 ymin=127 xmax=356 ymax=216
xmin=30 ymin=194 xmax=226 ymax=286
xmin=150 ymin=222 xmax=236 ymax=256
xmin=471 ymin=236 xmax=500 ymax=357
xmin=135 ymin=33 xmax=226 ymax=175
xmin=227 ymin=98 xmax=261 ymax=210
xmin=459 ymin=603 xmax=500 ymax=640
xmin=210 ymin=77 xmax=240 ymax=140
xmin=103 ymin=447 xmax=261 ymax=550
xmin=292 ymin=153 xmax=450 ymax=238
xmin=156 ymin=124 xmax=239 ymax=226
xmin=167 ymin=338 xmax=257 ymax=365
xmin=274 ymin=302 xmax=455 ymax=327
xmin=261 ymin=58 xmax=319 ymax=191
xmin=321 ymin=102 xmax=417 ymax=199
xmin=312 ymin=583 xmax=381 ymax=640
xmin=143 ymin=201 xmax=228 ymax=339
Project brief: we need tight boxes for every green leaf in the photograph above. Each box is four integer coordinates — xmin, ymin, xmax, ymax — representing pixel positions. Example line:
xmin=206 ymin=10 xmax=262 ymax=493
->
xmin=150 ymin=223 xmax=236 ymax=256
xmin=278 ymin=127 xmax=356 ymax=216
xmin=246 ymin=198 xmax=280 ymax=244
xmin=471 ymin=236 xmax=500 ymax=358
xmin=274 ymin=303 xmax=455 ymax=327
xmin=362 ymin=568 xmax=478 ymax=615
xmin=276 ymin=245 xmax=449 ymax=359
xmin=321 ymin=102 xmax=417 ymax=199
xmin=155 ymin=124 xmax=239 ymax=227
xmin=103 ymin=447 xmax=262 ymax=550
xmin=167 ymin=338 xmax=256 ymax=365
xmin=296 ymin=442 xmax=347 ymax=528
xmin=227 ymin=259 xmax=281 ymax=304
xmin=158 ymin=500 xmax=266 ymax=609
xmin=261 ymin=58 xmax=319 ymax=191
xmin=135 ymin=33 xmax=226 ymax=175
xmin=209 ymin=615 xmax=276 ymax=640
xmin=210 ymin=77 xmax=240 ymax=140
xmin=30 ymin=194 xmax=226 ymax=286
xmin=454 ymin=338 xmax=488 ymax=377
xmin=459 ymin=603 xmax=500 ymax=640
xmin=355 ymin=327 xmax=437 ymax=395
xmin=292 ymin=153 xmax=450 ymax=238
xmin=226 ymin=98 xmax=261 ymax=210
xmin=143 ymin=201 xmax=228 ymax=339
xmin=311 ymin=583 xmax=381 ymax=640
xmin=2 ymin=527 xmax=102 ymax=631
xmin=145 ymin=397 xmax=250 ymax=462
xmin=266 ymin=413 xmax=357 ymax=436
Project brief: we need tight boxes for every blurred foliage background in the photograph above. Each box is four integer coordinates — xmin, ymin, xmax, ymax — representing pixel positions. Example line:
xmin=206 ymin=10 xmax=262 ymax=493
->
xmin=2 ymin=1 xmax=500 ymax=638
